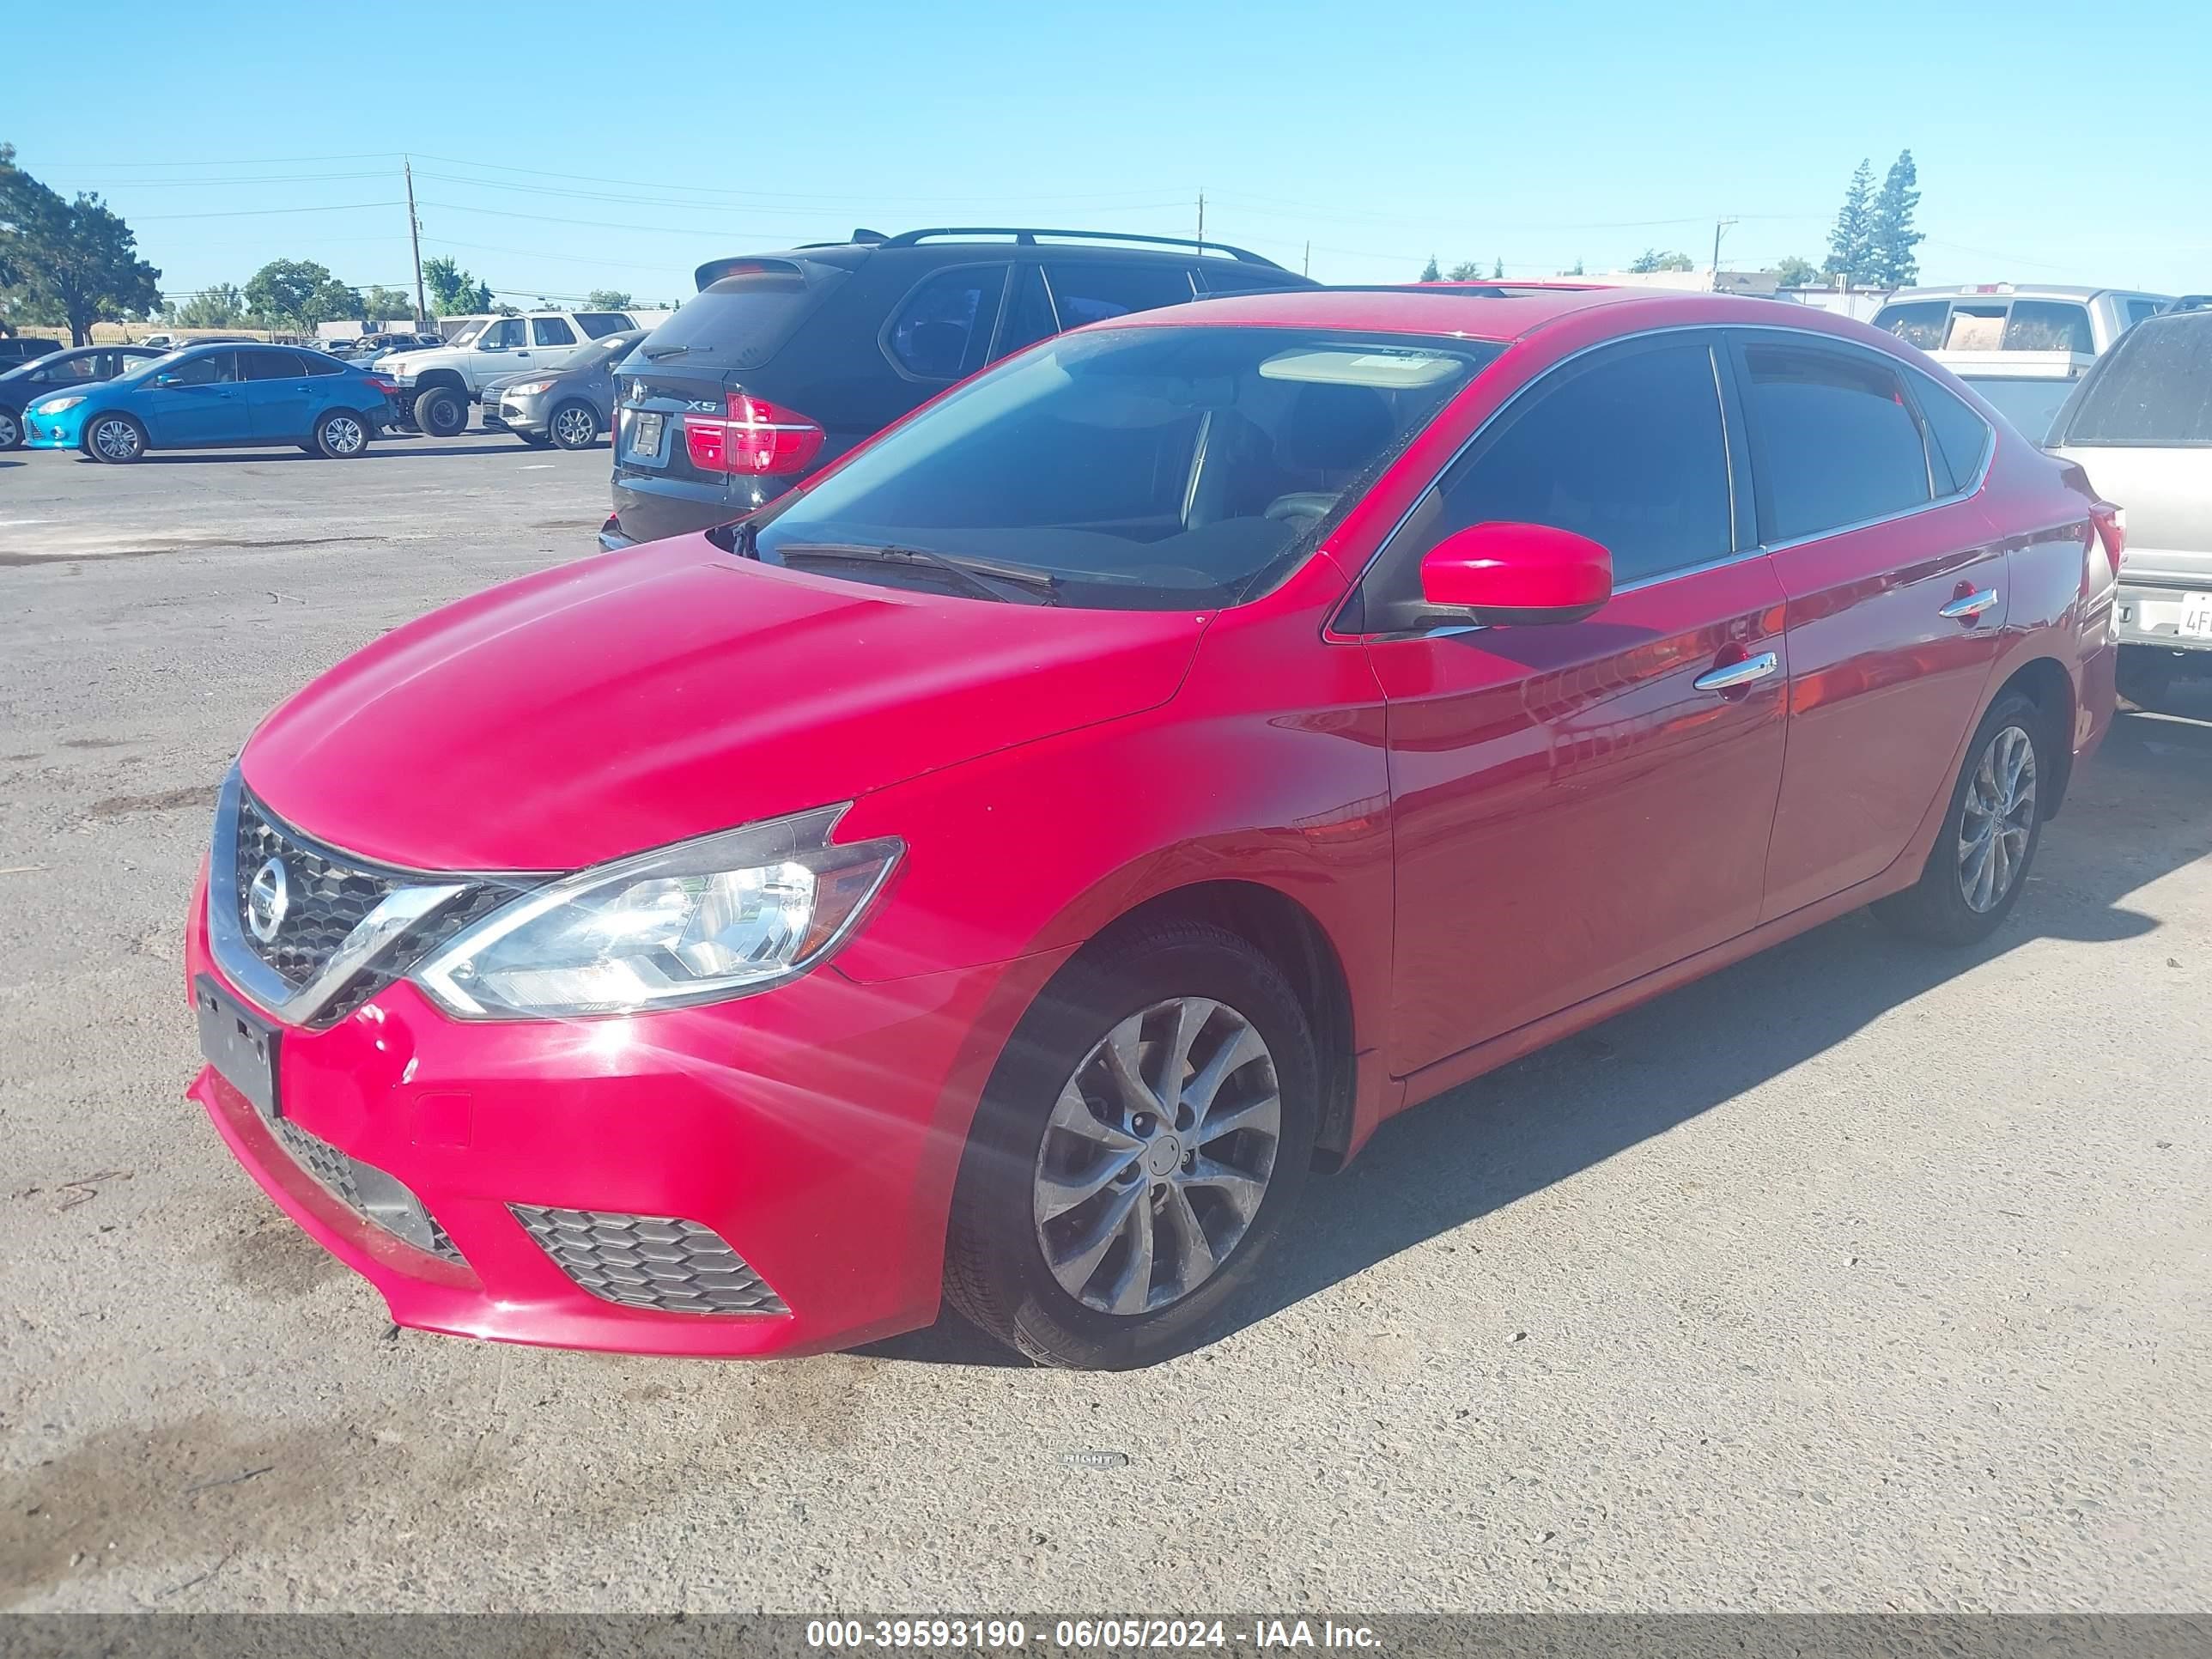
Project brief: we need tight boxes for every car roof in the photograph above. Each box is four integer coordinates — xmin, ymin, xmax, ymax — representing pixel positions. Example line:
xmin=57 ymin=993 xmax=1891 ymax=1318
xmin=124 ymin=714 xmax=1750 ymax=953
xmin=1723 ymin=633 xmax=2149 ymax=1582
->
xmin=1875 ymin=283 xmax=2166 ymax=302
xmin=1091 ymin=283 xmax=1905 ymax=347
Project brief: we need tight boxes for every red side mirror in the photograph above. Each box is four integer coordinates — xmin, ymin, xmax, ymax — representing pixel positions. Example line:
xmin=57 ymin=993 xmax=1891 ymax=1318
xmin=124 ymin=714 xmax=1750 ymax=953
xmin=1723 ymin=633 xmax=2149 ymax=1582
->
xmin=1419 ymin=521 xmax=1613 ymax=625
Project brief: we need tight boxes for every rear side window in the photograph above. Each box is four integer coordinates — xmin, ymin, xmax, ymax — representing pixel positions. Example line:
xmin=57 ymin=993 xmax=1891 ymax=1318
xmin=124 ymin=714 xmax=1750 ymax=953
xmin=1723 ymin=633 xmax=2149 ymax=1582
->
xmin=1436 ymin=339 xmax=1733 ymax=587
xmin=1908 ymin=369 xmax=1995 ymax=489
xmin=2124 ymin=298 xmax=2165 ymax=331
xmin=1739 ymin=343 xmax=1930 ymax=541
xmin=1043 ymin=262 xmax=1197 ymax=328
xmin=1875 ymin=301 xmax=1948 ymax=349
xmin=886 ymin=264 xmax=1008 ymax=380
xmin=2002 ymin=301 xmax=2092 ymax=354
xmin=532 ymin=317 xmax=576 ymax=346
xmin=574 ymin=312 xmax=633 ymax=338
xmin=300 ymin=352 xmax=343 ymax=376
xmin=641 ymin=267 xmax=842 ymax=373
xmin=2059 ymin=318 xmax=2212 ymax=446
xmin=241 ymin=349 xmax=304 ymax=380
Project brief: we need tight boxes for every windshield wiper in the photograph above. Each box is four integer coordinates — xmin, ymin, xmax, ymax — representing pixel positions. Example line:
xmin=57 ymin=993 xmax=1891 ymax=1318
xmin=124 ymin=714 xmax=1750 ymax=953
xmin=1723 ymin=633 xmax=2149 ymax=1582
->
xmin=772 ymin=542 xmax=1061 ymax=605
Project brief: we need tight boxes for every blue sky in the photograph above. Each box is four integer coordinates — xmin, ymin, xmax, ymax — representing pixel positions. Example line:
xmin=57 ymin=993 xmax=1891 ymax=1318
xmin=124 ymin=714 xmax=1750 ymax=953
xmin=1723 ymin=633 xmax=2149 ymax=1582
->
xmin=7 ymin=0 xmax=2206 ymax=307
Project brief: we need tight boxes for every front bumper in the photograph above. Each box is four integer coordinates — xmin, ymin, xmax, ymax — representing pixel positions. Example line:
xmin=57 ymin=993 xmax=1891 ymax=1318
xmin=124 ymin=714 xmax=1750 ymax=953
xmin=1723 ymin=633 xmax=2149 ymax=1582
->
xmin=483 ymin=390 xmax=550 ymax=436
xmin=21 ymin=404 xmax=89 ymax=449
xmin=185 ymin=869 xmax=1052 ymax=1357
xmin=2116 ymin=580 xmax=2212 ymax=654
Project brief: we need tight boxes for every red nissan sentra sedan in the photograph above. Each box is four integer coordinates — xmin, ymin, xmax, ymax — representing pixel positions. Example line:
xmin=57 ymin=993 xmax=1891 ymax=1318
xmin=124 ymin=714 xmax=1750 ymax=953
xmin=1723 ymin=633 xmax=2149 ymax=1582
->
xmin=185 ymin=285 xmax=2119 ymax=1369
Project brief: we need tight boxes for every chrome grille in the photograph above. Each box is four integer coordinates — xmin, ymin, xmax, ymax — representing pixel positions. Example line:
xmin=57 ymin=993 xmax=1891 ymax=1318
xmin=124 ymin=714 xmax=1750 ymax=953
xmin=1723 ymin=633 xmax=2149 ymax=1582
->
xmin=512 ymin=1206 xmax=787 ymax=1316
xmin=271 ymin=1116 xmax=462 ymax=1262
xmin=233 ymin=791 xmax=400 ymax=991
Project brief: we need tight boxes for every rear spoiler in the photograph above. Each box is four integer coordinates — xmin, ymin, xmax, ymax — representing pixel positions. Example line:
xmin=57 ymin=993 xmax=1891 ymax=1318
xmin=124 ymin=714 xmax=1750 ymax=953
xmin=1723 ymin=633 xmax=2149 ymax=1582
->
xmin=691 ymin=256 xmax=810 ymax=293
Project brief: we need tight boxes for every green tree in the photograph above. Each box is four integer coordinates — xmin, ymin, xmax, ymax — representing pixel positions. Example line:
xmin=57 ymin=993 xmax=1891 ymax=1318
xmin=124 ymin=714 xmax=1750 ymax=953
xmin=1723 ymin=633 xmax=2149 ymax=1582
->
xmin=362 ymin=284 xmax=415 ymax=322
xmin=1628 ymin=248 xmax=1694 ymax=273
xmin=1566 ymin=258 xmax=1585 ymax=276
xmin=1418 ymin=256 xmax=1441 ymax=283
xmin=0 ymin=143 xmax=163 ymax=345
xmin=1491 ymin=257 xmax=1504 ymax=279
xmin=1869 ymin=150 xmax=1923 ymax=287
xmin=1824 ymin=158 xmax=1876 ymax=283
xmin=422 ymin=255 xmax=494 ymax=314
xmin=1772 ymin=254 xmax=1822 ymax=288
xmin=243 ymin=258 xmax=359 ymax=330
xmin=1444 ymin=260 xmax=1484 ymax=280
xmin=165 ymin=283 xmax=246 ymax=328
xmin=585 ymin=288 xmax=635 ymax=309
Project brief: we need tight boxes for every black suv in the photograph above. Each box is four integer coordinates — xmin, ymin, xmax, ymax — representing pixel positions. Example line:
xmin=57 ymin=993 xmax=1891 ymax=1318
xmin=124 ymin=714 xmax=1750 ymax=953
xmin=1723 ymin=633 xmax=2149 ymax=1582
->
xmin=602 ymin=226 xmax=1316 ymax=548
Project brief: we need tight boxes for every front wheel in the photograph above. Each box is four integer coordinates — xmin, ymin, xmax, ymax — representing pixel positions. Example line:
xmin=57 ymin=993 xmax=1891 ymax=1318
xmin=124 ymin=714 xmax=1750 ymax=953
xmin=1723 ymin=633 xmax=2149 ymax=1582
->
xmin=548 ymin=400 xmax=599 ymax=451
xmin=84 ymin=412 xmax=146 ymax=464
xmin=1873 ymin=690 xmax=2049 ymax=945
xmin=412 ymin=385 xmax=467 ymax=438
xmin=945 ymin=921 xmax=1318 ymax=1369
xmin=312 ymin=409 xmax=370 ymax=459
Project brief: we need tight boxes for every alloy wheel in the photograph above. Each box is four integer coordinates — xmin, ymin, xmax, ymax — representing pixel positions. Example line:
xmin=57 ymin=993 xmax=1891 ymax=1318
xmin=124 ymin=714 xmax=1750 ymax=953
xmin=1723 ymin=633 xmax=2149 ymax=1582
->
xmin=553 ymin=405 xmax=595 ymax=447
xmin=0 ymin=410 xmax=20 ymax=449
xmin=1031 ymin=997 xmax=1281 ymax=1316
xmin=1957 ymin=724 xmax=2037 ymax=913
xmin=91 ymin=417 xmax=140 ymax=461
xmin=323 ymin=416 xmax=365 ymax=455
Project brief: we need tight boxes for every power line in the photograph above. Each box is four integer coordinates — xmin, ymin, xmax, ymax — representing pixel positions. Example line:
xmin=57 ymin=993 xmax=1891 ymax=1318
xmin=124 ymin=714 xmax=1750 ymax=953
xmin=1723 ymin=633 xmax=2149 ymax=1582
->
xmin=132 ymin=201 xmax=403 ymax=221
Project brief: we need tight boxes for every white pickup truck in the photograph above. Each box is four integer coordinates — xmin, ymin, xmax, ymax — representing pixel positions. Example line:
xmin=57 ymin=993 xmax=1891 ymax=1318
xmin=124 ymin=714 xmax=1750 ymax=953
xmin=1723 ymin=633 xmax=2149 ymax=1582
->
xmin=380 ymin=308 xmax=640 ymax=435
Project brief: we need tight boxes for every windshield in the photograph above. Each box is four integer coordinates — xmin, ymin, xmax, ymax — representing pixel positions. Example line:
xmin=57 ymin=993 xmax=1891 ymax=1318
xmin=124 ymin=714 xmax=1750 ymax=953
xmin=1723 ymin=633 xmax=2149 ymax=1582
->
xmin=445 ymin=321 xmax=485 ymax=348
xmin=1960 ymin=376 xmax=2077 ymax=446
xmin=749 ymin=326 xmax=1496 ymax=611
xmin=579 ymin=331 xmax=644 ymax=371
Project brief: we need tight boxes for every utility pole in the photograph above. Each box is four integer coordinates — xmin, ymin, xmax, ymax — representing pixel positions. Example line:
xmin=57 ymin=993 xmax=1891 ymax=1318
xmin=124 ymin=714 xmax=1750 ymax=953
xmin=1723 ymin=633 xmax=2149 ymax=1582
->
xmin=404 ymin=157 xmax=428 ymax=329
xmin=1711 ymin=216 xmax=1737 ymax=285
xmin=1303 ymin=240 xmax=1310 ymax=277
xmin=1196 ymin=189 xmax=1205 ymax=247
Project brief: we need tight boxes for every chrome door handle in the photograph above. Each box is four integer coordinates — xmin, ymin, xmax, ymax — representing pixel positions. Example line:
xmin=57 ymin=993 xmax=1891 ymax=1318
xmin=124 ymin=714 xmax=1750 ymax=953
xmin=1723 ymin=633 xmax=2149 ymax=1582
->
xmin=1940 ymin=587 xmax=1999 ymax=620
xmin=1692 ymin=651 xmax=1779 ymax=692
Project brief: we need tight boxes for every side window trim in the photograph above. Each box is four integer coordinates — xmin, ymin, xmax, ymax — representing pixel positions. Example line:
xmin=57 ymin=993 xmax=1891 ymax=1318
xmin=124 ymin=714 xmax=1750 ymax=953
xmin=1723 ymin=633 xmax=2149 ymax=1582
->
xmin=877 ymin=260 xmax=1013 ymax=385
xmin=1722 ymin=329 xmax=1984 ymax=552
xmin=986 ymin=262 xmax=1060 ymax=360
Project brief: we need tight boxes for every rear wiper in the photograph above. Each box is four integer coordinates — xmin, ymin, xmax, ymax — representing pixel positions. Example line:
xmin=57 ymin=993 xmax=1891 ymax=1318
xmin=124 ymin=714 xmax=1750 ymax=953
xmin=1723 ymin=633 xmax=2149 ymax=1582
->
xmin=640 ymin=343 xmax=691 ymax=361
xmin=773 ymin=542 xmax=1061 ymax=605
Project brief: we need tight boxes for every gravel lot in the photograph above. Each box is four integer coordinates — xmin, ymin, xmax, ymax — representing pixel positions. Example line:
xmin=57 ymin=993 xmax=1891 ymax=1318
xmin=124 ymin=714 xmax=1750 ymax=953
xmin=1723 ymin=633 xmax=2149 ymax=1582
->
xmin=1 ymin=438 xmax=2207 ymax=1614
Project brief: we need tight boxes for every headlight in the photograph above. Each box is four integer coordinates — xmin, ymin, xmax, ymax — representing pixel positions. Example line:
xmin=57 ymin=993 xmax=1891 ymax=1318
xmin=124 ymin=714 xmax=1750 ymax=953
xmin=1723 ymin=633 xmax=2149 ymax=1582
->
xmin=411 ymin=805 xmax=901 ymax=1019
xmin=34 ymin=395 xmax=87 ymax=415
xmin=506 ymin=380 xmax=554 ymax=397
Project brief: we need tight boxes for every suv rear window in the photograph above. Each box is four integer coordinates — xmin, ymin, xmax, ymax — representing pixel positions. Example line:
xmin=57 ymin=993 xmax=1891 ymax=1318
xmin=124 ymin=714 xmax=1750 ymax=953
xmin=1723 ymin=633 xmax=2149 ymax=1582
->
xmin=574 ymin=313 xmax=634 ymax=338
xmin=2058 ymin=317 xmax=2212 ymax=446
xmin=639 ymin=266 xmax=842 ymax=372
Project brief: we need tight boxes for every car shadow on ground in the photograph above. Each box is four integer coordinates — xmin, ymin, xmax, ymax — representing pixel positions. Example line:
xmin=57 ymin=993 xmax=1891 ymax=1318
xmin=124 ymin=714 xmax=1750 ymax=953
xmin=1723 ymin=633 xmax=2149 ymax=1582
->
xmin=865 ymin=691 xmax=2212 ymax=1369
xmin=111 ymin=442 xmax=539 ymax=465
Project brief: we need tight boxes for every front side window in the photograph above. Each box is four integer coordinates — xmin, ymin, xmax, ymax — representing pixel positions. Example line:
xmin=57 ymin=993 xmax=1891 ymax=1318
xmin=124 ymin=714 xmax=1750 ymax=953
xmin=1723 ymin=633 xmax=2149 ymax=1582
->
xmin=1740 ymin=343 xmax=1930 ymax=540
xmin=157 ymin=351 xmax=239 ymax=386
xmin=1044 ymin=262 xmax=1197 ymax=328
xmin=1426 ymin=340 xmax=1735 ymax=590
xmin=479 ymin=319 xmax=526 ymax=349
xmin=750 ymin=326 xmax=1494 ymax=611
xmin=532 ymin=317 xmax=576 ymax=346
xmin=886 ymin=265 xmax=1008 ymax=380
xmin=2058 ymin=318 xmax=2212 ymax=446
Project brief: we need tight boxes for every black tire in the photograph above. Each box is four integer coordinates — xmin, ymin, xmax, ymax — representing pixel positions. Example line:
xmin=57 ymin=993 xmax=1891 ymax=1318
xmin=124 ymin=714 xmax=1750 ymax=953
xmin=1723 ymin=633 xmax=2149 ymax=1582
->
xmin=83 ymin=411 xmax=146 ymax=464
xmin=1873 ymin=690 xmax=2051 ymax=946
xmin=412 ymin=385 xmax=467 ymax=438
xmin=547 ymin=399 xmax=599 ymax=451
xmin=0 ymin=407 xmax=22 ymax=451
xmin=945 ymin=921 xmax=1318 ymax=1369
xmin=312 ymin=408 xmax=371 ymax=459
xmin=516 ymin=429 xmax=553 ymax=448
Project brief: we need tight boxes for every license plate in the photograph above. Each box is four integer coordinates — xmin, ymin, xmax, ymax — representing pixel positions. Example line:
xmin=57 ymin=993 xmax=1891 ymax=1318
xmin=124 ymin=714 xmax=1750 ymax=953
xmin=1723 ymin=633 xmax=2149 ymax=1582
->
xmin=195 ymin=975 xmax=281 ymax=1119
xmin=628 ymin=410 xmax=665 ymax=459
xmin=2181 ymin=593 xmax=2212 ymax=640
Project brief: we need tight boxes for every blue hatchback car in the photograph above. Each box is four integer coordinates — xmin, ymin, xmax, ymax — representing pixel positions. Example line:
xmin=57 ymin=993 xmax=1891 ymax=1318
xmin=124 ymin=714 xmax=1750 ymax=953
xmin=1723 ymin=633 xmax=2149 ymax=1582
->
xmin=21 ymin=342 xmax=398 ymax=463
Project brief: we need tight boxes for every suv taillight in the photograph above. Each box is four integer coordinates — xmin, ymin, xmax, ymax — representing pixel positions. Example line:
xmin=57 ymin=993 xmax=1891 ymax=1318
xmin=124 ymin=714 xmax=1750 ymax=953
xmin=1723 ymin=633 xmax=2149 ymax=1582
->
xmin=2091 ymin=501 xmax=2125 ymax=568
xmin=683 ymin=393 xmax=825 ymax=477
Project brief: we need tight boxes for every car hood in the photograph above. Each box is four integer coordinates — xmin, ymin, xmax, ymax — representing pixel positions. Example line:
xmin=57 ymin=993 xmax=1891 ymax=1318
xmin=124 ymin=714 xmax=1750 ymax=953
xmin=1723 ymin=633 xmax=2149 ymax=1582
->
xmin=242 ymin=535 xmax=1209 ymax=872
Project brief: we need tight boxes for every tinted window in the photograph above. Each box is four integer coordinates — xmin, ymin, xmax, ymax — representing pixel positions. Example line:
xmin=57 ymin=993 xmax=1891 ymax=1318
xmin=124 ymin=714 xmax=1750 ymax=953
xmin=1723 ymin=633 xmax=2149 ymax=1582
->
xmin=1909 ymin=369 xmax=1996 ymax=488
xmin=751 ymin=328 xmax=1492 ymax=611
xmin=992 ymin=265 xmax=1060 ymax=359
xmin=2124 ymin=299 xmax=2165 ymax=331
xmin=1741 ymin=343 xmax=1930 ymax=540
xmin=481 ymin=319 xmax=526 ymax=349
xmin=158 ymin=351 xmax=239 ymax=386
xmin=1044 ymin=262 xmax=1196 ymax=328
xmin=887 ymin=265 xmax=1008 ymax=380
xmin=2060 ymin=317 xmax=2212 ymax=446
xmin=1436 ymin=341 xmax=1732 ymax=587
xmin=2002 ymin=301 xmax=2093 ymax=354
xmin=31 ymin=355 xmax=100 ymax=386
xmin=574 ymin=312 xmax=633 ymax=338
xmin=299 ymin=352 xmax=344 ymax=376
xmin=532 ymin=316 xmax=576 ymax=346
xmin=241 ymin=349 xmax=305 ymax=380
xmin=1875 ymin=301 xmax=1948 ymax=349
xmin=641 ymin=268 xmax=840 ymax=372
xmin=1955 ymin=375 xmax=2068 ymax=448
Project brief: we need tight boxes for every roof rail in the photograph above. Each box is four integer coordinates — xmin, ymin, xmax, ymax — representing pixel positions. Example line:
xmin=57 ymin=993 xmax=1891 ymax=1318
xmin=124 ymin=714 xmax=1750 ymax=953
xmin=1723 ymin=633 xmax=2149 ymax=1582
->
xmin=2165 ymin=294 xmax=2212 ymax=313
xmin=879 ymin=227 xmax=1282 ymax=268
